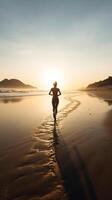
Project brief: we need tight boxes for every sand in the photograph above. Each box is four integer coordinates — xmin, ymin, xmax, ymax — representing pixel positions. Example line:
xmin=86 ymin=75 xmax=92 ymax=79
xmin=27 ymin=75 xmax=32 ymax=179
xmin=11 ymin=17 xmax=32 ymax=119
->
xmin=60 ymin=91 xmax=112 ymax=200
xmin=0 ymin=91 xmax=112 ymax=200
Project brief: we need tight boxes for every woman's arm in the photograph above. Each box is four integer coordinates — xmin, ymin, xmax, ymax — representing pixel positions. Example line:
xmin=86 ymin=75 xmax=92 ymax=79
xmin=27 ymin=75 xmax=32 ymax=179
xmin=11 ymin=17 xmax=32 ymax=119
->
xmin=49 ymin=89 xmax=52 ymax=95
xmin=58 ymin=89 xmax=61 ymax=96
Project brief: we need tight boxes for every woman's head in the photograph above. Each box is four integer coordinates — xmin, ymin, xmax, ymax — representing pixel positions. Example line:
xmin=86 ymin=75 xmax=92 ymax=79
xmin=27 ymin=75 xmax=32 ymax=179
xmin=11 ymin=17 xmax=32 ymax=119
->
xmin=53 ymin=81 xmax=57 ymax=87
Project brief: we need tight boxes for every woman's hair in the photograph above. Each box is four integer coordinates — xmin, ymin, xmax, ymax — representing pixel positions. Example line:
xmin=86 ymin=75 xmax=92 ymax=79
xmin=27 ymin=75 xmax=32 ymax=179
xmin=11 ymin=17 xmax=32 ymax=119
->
xmin=53 ymin=81 xmax=57 ymax=87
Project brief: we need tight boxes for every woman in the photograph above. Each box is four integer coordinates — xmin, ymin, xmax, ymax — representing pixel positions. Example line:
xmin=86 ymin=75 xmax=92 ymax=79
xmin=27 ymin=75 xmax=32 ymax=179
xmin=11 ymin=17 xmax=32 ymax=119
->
xmin=49 ymin=81 xmax=61 ymax=121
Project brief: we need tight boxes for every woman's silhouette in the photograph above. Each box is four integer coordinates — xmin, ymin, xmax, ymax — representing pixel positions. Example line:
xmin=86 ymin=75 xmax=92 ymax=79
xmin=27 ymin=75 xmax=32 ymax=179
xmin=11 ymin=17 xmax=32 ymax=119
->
xmin=49 ymin=81 xmax=61 ymax=121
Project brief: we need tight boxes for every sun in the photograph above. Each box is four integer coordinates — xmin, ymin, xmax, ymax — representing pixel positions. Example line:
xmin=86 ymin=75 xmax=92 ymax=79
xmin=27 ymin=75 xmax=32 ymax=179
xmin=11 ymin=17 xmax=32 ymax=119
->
xmin=42 ymin=68 xmax=64 ymax=89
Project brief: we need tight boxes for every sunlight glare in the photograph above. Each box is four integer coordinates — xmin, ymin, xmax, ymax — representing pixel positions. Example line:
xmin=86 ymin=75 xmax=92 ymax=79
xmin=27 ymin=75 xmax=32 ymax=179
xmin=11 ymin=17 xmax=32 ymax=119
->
xmin=42 ymin=68 xmax=64 ymax=89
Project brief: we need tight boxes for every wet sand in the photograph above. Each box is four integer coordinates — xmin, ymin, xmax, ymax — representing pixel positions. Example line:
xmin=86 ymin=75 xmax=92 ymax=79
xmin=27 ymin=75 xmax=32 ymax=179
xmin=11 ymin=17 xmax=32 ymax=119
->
xmin=0 ymin=91 xmax=112 ymax=200
xmin=60 ymin=91 xmax=112 ymax=200
xmin=0 ymin=94 xmax=68 ymax=200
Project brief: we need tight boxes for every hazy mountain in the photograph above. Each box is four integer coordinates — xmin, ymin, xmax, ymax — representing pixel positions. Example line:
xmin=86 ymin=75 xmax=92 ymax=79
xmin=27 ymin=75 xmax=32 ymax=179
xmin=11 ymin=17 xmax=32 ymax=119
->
xmin=0 ymin=79 xmax=36 ymax=88
xmin=87 ymin=76 xmax=112 ymax=89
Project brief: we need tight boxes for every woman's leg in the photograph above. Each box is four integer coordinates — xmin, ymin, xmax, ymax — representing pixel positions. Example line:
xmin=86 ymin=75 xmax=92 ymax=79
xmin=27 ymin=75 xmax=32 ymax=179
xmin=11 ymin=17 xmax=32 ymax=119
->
xmin=52 ymin=98 xmax=55 ymax=112
xmin=55 ymin=98 xmax=59 ymax=114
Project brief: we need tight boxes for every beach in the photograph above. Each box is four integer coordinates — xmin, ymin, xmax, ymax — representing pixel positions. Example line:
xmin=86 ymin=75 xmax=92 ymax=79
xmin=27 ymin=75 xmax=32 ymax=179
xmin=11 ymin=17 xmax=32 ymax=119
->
xmin=0 ymin=91 xmax=112 ymax=200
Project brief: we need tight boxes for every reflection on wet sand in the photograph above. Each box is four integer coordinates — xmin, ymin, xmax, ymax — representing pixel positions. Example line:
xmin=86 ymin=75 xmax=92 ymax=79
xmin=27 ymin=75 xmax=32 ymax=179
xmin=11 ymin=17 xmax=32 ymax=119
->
xmin=53 ymin=124 xmax=59 ymax=145
xmin=87 ymin=90 xmax=112 ymax=107
xmin=103 ymin=109 xmax=112 ymax=134
xmin=87 ymin=90 xmax=112 ymax=104
xmin=104 ymin=99 xmax=112 ymax=106
xmin=87 ymin=90 xmax=112 ymax=133
xmin=0 ymin=97 xmax=23 ymax=104
xmin=53 ymin=123 xmax=97 ymax=200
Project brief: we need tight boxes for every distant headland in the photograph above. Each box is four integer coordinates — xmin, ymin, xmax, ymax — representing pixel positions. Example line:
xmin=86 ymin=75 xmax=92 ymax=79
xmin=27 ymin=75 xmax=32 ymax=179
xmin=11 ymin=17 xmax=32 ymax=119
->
xmin=86 ymin=76 xmax=112 ymax=90
xmin=0 ymin=79 xmax=37 ymax=88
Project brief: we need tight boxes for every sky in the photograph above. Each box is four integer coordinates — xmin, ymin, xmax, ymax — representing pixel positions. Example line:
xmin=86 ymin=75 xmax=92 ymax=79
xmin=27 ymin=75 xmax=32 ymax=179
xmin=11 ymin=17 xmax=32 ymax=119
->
xmin=0 ymin=0 xmax=112 ymax=89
